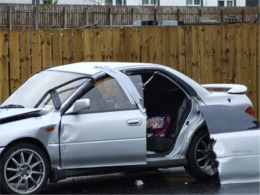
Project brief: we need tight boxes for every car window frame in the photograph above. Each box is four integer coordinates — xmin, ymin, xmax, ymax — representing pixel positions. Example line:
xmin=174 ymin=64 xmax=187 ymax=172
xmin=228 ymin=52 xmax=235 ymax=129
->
xmin=34 ymin=76 xmax=92 ymax=110
xmin=66 ymin=76 xmax=139 ymax=115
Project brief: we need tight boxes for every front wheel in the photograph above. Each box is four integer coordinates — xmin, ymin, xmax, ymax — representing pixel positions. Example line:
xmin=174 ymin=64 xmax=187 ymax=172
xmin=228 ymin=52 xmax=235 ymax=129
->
xmin=0 ymin=143 xmax=50 ymax=194
xmin=184 ymin=128 xmax=218 ymax=179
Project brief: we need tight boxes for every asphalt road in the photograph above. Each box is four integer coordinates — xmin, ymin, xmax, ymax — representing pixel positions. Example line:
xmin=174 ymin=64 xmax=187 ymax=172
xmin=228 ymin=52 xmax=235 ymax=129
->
xmin=41 ymin=167 xmax=260 ymax=194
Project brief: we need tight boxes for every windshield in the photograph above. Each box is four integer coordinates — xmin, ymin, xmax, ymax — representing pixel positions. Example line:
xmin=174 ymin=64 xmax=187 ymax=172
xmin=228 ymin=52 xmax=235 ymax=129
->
xmin=1 ymin=70 xmax=89 ymax=109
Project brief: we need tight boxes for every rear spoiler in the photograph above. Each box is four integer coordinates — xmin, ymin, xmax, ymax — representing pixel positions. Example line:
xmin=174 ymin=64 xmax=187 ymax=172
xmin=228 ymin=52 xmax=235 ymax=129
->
xmin=202 ymin=84 xmax=247 ymax=94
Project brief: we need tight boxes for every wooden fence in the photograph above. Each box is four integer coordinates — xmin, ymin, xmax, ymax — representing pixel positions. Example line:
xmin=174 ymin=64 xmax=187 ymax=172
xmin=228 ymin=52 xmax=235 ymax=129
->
xmin=0 ymin=24 xmax=259 ymax=119
xmin=0 ymin=4 xmax=259 ymax=30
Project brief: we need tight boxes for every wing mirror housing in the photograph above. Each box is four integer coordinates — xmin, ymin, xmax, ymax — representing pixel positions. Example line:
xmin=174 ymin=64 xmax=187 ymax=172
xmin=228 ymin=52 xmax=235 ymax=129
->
xmin=73 ymin=99 xmax=90 ymax=113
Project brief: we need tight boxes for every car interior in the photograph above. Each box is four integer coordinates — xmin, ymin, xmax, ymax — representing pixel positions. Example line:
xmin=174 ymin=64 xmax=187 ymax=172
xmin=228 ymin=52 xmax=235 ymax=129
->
xmin=130 ymin=71 xmax=191 ymax=156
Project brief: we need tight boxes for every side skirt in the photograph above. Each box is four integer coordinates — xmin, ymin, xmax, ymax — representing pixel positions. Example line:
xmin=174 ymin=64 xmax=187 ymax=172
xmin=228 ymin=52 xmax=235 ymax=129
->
xmin=50 ymin=159 xmax=187 ymax=183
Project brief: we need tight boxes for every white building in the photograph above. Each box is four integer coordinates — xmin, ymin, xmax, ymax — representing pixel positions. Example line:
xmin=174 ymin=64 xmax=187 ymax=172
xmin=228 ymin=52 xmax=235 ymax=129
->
xmin=0 ymin=0 xmax=246 ymax=6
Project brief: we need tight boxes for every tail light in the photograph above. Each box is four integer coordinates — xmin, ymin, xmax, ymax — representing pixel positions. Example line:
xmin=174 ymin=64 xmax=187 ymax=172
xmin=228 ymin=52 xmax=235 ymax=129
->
xmin=246 ymin=106 xmax=254 ymax=116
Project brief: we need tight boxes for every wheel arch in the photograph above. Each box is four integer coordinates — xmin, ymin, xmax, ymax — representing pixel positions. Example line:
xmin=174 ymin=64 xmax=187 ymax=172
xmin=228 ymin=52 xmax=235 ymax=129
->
xmin=185 ymin=122 xmax=209 ymax=157
xmin=0 ymin=138 xmax=51 ymax=169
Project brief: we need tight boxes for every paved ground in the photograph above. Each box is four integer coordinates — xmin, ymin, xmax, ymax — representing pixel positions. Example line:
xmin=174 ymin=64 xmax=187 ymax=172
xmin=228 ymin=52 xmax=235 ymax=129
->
xmin=41 ymin=167 xmax=260 ymax=194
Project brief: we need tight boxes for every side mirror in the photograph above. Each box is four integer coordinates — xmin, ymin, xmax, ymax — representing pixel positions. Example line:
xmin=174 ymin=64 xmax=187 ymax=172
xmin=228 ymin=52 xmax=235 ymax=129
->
xmin=73 ymin=99 xmax=90 ymax=113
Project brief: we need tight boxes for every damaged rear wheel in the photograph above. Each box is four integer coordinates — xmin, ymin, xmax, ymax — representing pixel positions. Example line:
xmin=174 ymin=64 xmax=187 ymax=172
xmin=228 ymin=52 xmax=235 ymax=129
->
xmin=185 ymin=128 xmax=218 ymax=179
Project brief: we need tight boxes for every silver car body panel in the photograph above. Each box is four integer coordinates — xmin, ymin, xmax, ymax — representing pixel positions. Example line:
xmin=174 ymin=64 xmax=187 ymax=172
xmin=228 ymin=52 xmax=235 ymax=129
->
xmin=201 ymin=105 xmax=260 ymax=184
xmin=0 ymin=110 xmax=61 ymax=167
xmin=165 ymin=98 xmax=204 ymax=159
xmin=60 ymin=110 xmax=146 ymax=169
xmin=202 ymin=84 xmax=247 ymax=94
xmin=0 ymin=108 xmax=41 ymax=121
xmin=211 ymin=130 xmax=260 ymax=184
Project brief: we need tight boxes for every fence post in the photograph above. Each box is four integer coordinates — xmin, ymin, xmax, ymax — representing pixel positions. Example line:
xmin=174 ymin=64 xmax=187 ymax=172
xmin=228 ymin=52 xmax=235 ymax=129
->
xmin=220 ymin=9 xmax=224 ymax=23
xmin=177 ymin=8 xmax=180 ymax=22
xmin=107 ymin=7 xmax=112 ymax=25
xmin=198 ymin=8 xmax=202 ymax=17
xmin=198 ymin=8 xmax=202 ymax=22
xmin=34 ymin=6 xmax=38 ymax=30
xmin=242 ymin=8 xmax=245 ymax=22
xmin=8 ymin=6 xmax=12 ymax=30
xmin=154 ymin=7 xmax=157 ymax=21
xmin=63 ymin=7 xmax=67 ymax=29
xmin=85 ymin=7 xmax=88 ymax=25
xmin=131 ymin=7 xmax=134 ymax=25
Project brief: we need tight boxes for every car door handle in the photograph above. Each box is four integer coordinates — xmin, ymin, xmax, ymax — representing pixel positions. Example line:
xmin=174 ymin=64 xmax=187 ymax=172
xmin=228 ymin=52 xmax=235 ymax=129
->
xmin=127 ymin=119 xmax=142 ymax=126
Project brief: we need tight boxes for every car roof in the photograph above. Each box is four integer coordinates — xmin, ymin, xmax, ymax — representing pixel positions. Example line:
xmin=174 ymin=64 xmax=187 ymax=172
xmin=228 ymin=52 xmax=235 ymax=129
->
xmin=49 ymin=62 xmax=159 ymax=75
xmin=49 ymin=62 xmax=210 ymax=97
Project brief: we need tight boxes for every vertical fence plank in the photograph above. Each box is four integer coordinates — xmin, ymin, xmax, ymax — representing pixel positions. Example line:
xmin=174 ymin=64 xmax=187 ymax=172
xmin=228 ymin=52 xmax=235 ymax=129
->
xmin=52 ymin=30 xmax=63 ymax=66
xmin=155 ymin=26 xmax=165 ymax=65
xmin=31 ymin=30 xmax=42 ymax=74
xmin=257 ymin=23 xmax=260 ymax=119
xmin=9 ymin=31 xmax=20 ymax=93
xmin=235 ymin=24 xmax=243 ymax=84
xmin=73 ymin=29 xmax=83 ymax=63
xmin=164 ymin=26 xmax=170 ymax=67
xmin=103 ymin=28 xmax=113 ymax=62
xmin=221 ymin=24 xmax=229 ymax=83
xmin=149 ymin=26 xmax=156 ymax=63
xmin=140 ymin=26 xmax=149 ymax=63
xmin=20 ymin=31 xmax=31 ymax=83
xmin=248 ymin=24 xmax=257 ymax=118
xmin=0 ymin=31 xmax=9 ymax=102
xmin=228 ymin=24 xmax=236 ymax=84
xmin=206 ymin=25 xmax=215 ymax=83
xmin=132 ymin=27 xmax=141 ymax=62
xmin=242 ymin=24 xmax=250 ymax=88
xmin=122 ymin=27 xmax=132 ymax=62
xmin=168 ymin=26 xmax=178 ymax=70
xmin=83 ymin=28 xmax=93 ymax=62
xmin=192 ymin=26 xmax=200 ymax=83
xmin=184 ymin=26 xmax=192 ymax=78
xmin=177 ymin=26 xmax=186 ymax=74
xmin=112 ymin=27 xmax=121 ymax=62
xmin=42 ymin=30 xmax=52 ymax=69
xmin=93 ymin=28 xmax=103 ymax=61
xmin=213 ymin=25 xmax=222 ymax=83
xmin=63 ymin=30 xmax=73 ymax=64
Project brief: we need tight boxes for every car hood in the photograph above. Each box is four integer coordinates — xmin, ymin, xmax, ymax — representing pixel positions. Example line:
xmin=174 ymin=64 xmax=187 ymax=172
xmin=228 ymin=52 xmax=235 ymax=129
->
xmin=0 ymin=108 xmax=44 ymax=124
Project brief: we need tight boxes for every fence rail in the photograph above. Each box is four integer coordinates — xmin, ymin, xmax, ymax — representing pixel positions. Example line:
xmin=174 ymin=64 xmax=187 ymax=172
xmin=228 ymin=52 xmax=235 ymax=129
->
xmin=0 ymin=4 xmax=259 ymax=30
xmin=0 ymin=24 xmax=259 ymax=119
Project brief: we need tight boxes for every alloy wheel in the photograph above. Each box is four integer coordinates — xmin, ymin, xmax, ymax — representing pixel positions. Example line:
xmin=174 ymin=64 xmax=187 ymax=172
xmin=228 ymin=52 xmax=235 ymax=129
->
xmin=3 ymin=148 xmax=46 ymax=194
xmin=194 ymin=134 xmax=218 ymax=176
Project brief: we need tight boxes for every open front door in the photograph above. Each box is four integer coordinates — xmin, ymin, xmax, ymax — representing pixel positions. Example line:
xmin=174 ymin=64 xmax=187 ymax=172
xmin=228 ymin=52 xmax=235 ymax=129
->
xmin=60 ymin=68 xmax=147 ymax=169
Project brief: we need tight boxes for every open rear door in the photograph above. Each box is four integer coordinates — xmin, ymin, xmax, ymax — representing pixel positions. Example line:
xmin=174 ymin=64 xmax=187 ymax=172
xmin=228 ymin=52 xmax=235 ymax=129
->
xmin=200 ymin=105 xmax=260 ymax=184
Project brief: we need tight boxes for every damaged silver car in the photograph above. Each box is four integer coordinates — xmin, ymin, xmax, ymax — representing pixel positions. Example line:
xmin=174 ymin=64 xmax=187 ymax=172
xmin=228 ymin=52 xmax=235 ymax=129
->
xmin=0 ymin=62 xmax=259 ymax=194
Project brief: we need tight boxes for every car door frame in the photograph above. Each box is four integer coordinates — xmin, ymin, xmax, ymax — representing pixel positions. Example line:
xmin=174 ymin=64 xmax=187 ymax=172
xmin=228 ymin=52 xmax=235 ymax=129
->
xmin=59 ymin=69 xmax=147 ymax=169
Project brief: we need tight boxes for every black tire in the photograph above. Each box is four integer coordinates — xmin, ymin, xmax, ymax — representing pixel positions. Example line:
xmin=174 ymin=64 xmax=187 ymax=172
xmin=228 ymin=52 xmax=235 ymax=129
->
xmin=184 ymin=128 xmax=218 ymax=179
xmin=0 ymin=143 xmax=50 ymax=194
